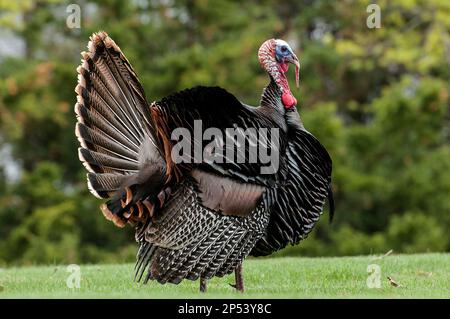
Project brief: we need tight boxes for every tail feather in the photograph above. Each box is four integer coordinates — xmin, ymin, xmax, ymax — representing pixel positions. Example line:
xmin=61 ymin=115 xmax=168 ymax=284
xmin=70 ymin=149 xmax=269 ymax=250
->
xmin=90 ymin=48 xmax=142 ymax=129
xmin=77 ymin=53 xmax=143 ymax=148
xmin=75 ymin=90 xmax=140 ymax=155
xmin=75 ymin=31 xmax=165 ymax=193
xmin=78 ymin=148 xmax=139 ymax=173
xmin=75 ymin=32 xmax=166 ymax=227
xmin=87 ymin=173 xmax=126 ymax=198
xmin=85 ymin=34 xmax=154 ymax=143
xmin=75 ymin=122 xmax=139 ymax=163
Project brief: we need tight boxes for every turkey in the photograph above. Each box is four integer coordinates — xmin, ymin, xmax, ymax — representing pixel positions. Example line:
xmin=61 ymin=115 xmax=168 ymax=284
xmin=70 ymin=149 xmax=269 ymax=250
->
xmin=74 ymin=32 xmax=334 ymax=292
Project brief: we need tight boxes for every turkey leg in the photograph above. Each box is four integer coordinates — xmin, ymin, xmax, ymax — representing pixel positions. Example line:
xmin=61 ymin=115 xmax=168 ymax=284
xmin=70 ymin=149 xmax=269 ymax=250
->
xmin=230 ymin=263 xmax=244 ymax=292
xmin=200 ymin=277 xmax=207 ymax=293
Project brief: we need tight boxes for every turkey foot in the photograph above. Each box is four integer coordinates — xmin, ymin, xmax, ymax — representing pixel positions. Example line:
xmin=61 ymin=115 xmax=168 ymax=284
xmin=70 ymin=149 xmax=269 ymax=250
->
xmin=229 ymin=263 xmax=244 ymax=292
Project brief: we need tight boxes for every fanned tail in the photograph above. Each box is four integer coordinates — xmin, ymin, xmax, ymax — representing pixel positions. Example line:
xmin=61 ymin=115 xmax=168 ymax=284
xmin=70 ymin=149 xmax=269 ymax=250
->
xmin=75 ymin=31 xmax=165 ymax=227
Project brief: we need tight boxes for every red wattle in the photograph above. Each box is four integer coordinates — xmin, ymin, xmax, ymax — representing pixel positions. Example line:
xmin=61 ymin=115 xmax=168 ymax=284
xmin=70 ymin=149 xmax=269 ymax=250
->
xmin=280 ymin=63 xmax=289 ymax=73
xmin=282 ymin=92 xmax=297 ymax=109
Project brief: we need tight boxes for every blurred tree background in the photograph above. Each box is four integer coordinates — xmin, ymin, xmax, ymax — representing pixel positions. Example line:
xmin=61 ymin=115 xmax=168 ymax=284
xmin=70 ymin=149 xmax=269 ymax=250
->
xmin=0 ymin=0 xmax=449 ymax=265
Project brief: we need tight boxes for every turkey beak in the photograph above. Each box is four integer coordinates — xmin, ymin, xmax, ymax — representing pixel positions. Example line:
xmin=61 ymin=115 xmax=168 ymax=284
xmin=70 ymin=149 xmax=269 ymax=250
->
xmin=286 ymin=53 xmax=300 ymax=89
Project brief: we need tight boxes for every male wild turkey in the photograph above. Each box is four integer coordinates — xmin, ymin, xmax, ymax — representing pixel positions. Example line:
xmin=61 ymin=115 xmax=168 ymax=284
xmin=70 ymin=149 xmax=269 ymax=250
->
xmin=75 ymin=32 xmax=333 ymax=292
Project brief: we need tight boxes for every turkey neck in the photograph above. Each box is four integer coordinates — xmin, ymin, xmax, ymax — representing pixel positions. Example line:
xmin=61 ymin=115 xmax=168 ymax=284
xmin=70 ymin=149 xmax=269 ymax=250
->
xmin=256 ymin=77 xmax=306 ymax=144
xmin=256 ymin=77 xmax=288 ymax=131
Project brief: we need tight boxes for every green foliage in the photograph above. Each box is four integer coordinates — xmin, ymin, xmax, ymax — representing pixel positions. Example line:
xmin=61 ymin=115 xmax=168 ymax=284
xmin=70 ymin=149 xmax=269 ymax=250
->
xmin=387 ymin=212 xmax=448 ymax=253
xmin=0 ymin=0 xmax=449 ymax=265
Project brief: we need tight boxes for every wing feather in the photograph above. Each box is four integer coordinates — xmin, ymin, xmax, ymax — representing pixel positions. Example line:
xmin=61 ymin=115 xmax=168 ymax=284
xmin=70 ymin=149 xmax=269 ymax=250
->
xmin=251 ymin=128 xmax=333 ymax=256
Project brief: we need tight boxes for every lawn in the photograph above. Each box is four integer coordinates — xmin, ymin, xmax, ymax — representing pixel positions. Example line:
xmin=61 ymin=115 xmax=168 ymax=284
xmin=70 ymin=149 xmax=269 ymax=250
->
xmin=0 ymin=253 xmax=448 ymax=298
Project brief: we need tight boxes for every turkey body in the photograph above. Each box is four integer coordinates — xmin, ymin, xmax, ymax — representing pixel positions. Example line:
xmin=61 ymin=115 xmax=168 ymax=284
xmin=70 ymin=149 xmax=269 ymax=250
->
xmin=75 ymin=32 xmax=333 ymax=289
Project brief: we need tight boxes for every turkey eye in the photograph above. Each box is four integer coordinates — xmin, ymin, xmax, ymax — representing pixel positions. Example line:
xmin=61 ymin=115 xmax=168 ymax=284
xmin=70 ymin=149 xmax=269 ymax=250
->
xmin=281 ymin=46 xmax=287 ymax=52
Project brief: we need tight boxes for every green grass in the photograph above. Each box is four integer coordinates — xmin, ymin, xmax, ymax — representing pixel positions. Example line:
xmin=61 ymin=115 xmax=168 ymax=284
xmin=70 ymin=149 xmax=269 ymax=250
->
xmin=0 ymin=253 xmax=448 ymax=298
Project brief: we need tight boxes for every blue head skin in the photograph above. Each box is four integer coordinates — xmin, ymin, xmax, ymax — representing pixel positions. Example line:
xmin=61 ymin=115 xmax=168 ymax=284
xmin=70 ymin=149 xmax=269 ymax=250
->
xmin=275 ymin=40 xmax=294 ymax=62
xmin=274 ymin=39 xmax=300 ymax=88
